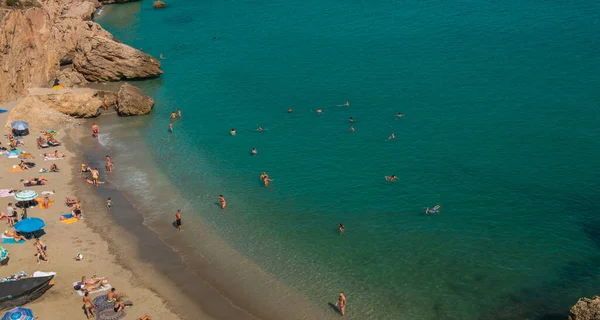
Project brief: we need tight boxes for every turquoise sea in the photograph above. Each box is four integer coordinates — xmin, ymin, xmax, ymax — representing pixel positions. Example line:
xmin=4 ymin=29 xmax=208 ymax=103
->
xmin=95 ymin=1 xmax=600 ymax=319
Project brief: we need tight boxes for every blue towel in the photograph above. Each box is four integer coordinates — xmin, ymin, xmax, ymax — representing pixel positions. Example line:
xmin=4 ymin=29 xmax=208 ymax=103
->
xmin=2 ymin=238 xmax=25 ymax=244
xmin=62 ymin=213 xmax=82 ymax=219
xmin=0 ymin=109 xmax=7 ymax=114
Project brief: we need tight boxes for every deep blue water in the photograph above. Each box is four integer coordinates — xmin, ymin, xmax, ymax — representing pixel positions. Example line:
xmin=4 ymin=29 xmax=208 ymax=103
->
xmin=96 ymin=1 xmax=600 ymax=319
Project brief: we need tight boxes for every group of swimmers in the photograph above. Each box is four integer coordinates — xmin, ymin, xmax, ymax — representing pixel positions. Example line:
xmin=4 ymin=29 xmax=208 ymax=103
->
xmin=168 ymin=109 xmax=182 ymax=133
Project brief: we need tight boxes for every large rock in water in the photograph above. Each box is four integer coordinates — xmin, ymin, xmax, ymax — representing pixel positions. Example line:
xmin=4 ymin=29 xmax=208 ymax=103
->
xmin=569 ymin=296 xmax=600 ymax=320
xmin=73 ymin=35 xmax=163 ymax=82
xmin=29 ymin=87 xmax=117 ymax=118
xmin=116 ymin=83 xmax=155 ymax=116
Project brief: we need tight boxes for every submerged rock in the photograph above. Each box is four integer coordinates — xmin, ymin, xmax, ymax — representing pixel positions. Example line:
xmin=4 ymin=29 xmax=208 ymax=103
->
xmin=569 ymin=296 xmax=600 ymax=320
xmin=153 ymin=1 xmax=166 ymax=8
xmin=116 ymin=82 xmax=155 ymax=116
xmin=73 ymin=35 xmax=163 ymax=82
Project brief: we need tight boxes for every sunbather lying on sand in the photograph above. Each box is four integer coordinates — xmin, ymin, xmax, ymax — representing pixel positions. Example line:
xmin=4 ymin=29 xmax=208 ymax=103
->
xmin=82 ymin=276 xmax=109 ymax=286
xmin=19 ymin=160 xmax=30 ymax=170
xmin=4 ymin=230 xmax=26 ymax=242
xmin=22 ymin=177 xmax=48 ymax=186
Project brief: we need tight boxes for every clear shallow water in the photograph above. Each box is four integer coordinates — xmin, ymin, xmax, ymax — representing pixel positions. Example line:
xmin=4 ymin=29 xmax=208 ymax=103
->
xmin=96 ymin=1 xmax=600 ymax=319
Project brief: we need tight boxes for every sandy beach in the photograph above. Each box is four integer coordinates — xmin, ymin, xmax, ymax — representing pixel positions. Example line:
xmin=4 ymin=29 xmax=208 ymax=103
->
xmin=0 ymin=99 xmax=183 ymax=319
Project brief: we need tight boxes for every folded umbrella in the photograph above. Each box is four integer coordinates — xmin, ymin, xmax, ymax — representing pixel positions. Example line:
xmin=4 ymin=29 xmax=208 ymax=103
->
xmin=14 ymin=218 xmax=45 ymax=233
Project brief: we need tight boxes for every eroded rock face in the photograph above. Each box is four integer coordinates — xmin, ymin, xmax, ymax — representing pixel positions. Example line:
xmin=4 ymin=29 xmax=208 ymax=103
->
xmin=0 ymin=8 xmax=60 ymax=104
xmin=98 ymin=0 xmax=140 ymax=4
xmin=53 ymin=19 xmax=113 ymax=65
xmin=73 ymin=35 xmax=163 ymax=82
xmin=116 ymin=82 xmax=154 ymax=115
xmin=3 ymin=96 xmax=77 ymax=133
xmin=57 ymin=67 xmax=88 ymax=87
xmin=29 ymin=87 xmax=117 ymax=118
xmin=569 ymin=296 xmax=600 ymax=320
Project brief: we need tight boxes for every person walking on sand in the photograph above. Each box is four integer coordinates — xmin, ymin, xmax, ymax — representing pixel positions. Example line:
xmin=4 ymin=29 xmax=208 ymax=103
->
xmin=219 ymin=195 xmax=226 ymax=209
xmin=336 ymin=291 xmax=346 ymax=316
xmin=91 ymin=168 xmax=100 ymax=186
xmin=175 ymin=209 xmax=182 ymax=231
xmin=169 ymin=123 xmax=174 ymax=133
xmin=91 ymin=123 xmax=99 ymax=137
xmin=83 ymin=292 xmax=95 ymax=319
xmin=106 ymin=197 xmax=112 ymax=209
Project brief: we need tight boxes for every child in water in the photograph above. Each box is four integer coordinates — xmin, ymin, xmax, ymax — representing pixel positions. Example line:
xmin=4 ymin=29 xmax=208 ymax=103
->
xmin=106 ymin=198 xmax=112 ymax=209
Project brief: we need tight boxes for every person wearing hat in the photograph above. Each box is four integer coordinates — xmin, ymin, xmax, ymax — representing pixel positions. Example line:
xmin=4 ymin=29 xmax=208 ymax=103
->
xmin=80 ymin=164 xmax=91 ymax=174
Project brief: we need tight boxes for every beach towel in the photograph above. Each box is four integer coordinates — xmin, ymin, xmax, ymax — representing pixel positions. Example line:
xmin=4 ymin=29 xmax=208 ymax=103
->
xmin=35 ymin=198 xmax=54 ymax=209
xmin=2 ymin=235 xmax=25 ymax=244
xmin=73 ymin=281 xmax=112 ymax=296
xmin=62 ymin=217 xmax=79 ymax=224
xmin=41 ymin=191 xmax=54 ymax=195
xmin=98 ymin=308 xmax=126 ymax=320
xmin=33 ymin=271 xmax=56 ymax=277
xmin=0 ymin=189 xmax=14 ymax=197
xmin=0 ymin=109 xmax=7 ymax=114
xmin=43 ymin=157 xmax=65 ymax=161
xmin=8 ymin=167 xmax=23 ymax=172
xmin=61 ymin=213 xmax=81 ymax=223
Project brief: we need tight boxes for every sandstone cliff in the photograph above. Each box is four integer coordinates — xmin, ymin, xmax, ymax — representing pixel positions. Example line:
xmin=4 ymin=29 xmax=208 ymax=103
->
xmin=569 ymin=296 xmax=600 ymax=320
xmin=29 ymin=87 xmax=117 ymax=118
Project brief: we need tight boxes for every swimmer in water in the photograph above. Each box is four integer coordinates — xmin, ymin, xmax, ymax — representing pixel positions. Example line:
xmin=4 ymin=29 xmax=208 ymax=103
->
xmin=168 ymin=123 xmax=173 ymax=133
xmin=339 ymin=223 xmax=344 ymax=234
xmin=256 ymin=126 xmax=263 ymax=132
xmin=170 ymin=111 xmax=177 ymax=119
xmin=230 ymin=128 xmax=236 ymax=136
xmin=386 ymin=175 xmax=397 ymax=182
xmin=426 ymin=205 xmax=440 ymax=214
xmin=349 ymin=117 xmax=354 ymax=123
xmin=251 ymin=148 xmax=257 ymax=156
xmin=389 ymin=133 xmax=395 ymax=139
xmin=397 ymin=112 xmax=404 ymax=118
xmin=349 ymin=125 xmax=355 ymax=132
xmin=317 ymin=108 xmax=323 ymax=114
xmin=288 ymin=108 xmax=293 ymax=113
xmin=337 ymin=101 xmax=350 ymax=107
xmin=219 ymin=195 xmax=226 ymax=209
xmin=160 ymin=53 xmax=164 ymax=59
xmin=260 ymin=172 xmax=272 ymax=187
xmin=177 ymin=109 xmax=181 ymax=117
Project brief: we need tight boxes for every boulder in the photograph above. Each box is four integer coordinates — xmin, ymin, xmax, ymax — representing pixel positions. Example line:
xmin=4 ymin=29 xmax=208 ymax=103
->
xmin=153 ymin=1 xmax=166 ymax=8
xmin=57 ymin=67 xmax=88 ymax=88
xmin=73 ymin=35 xmax=163 ymax=82
xmin=569 ymin=296 xmax=600 ymax=320
xmin=116 ymin=82 xmax=154 ymax=116
xmin=3 ymin=96 xmax=78 ymax=133
xmin=29 ymin=87 xmax=117 ymax=118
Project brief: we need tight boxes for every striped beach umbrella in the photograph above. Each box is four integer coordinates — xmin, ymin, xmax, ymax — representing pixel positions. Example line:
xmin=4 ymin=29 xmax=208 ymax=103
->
xmin=10 ymin=121 xmax=28 ymax=131
xmin=13 ymin=190 xmax=38 ymax=202
xmin=2 ymin=307 xmax=34 ymax=320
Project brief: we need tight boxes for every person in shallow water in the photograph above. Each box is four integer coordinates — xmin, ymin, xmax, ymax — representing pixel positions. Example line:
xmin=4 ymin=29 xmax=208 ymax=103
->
xmin=397 ymin=112 xmax=404 ymax=118
xmin=175 ymin=209 xmax=182 ymax=231
xmin=336 ymin=291 xmax=346 ymax=316
xmin=339 ymin=223 xmax=344 ymax=234
xmin=349 ymin=125 xmax=355 ymax=132
xmin=230 ymin=128 xmax=236 ymax=136
xmin=256 ymin=126 xmax=263 ymax=132
xmin=169 ymin=123 xmax=173 ymax=133
xmin=426 ymin=205 xmax=440 ymax=214
xmin=389 ymin=133 xmax=395 ymax=139
xmin=260 ymin=172 xmax=273 ymax=187
xmin=386 ymin=175 xmax=397 ymax=182
xmin=288 ymin=108 xmax=293 ymax=113
xmin=317 ymin=108 xmax=323 ymax=114
xmin=349 ymin=117 xmax=354 ymax=123
xmin=251 ymin=148 xmax=257 ymax=156
xmin=219 ymin=195 xmax=226 ymax=209
xmin=91 ymin=123 xmax=99 ymax=137
xmin=170 ymin=111 xmax=177 ymax=119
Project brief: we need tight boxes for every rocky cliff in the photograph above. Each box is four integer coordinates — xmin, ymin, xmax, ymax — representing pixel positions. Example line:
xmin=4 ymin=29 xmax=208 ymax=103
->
xmin=569 ymin=296 xmax=600 ymax=320
xmin=0 ymin=0 xmax=162 ymax=104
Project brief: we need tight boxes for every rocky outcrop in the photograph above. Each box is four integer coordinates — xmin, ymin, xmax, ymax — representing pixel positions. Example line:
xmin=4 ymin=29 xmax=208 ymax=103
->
xmin=53 ymin=19 xmax=113 ymax=64
xmin=57 ymin=67 xmax=88 ymax=87
xmin=4 ymin=96 xmax=78 ymax=132
xmin=0 ymin=8 xmax=60 ymax=104
xmin=569 ymin=296 xmax=600 ymax=320
xmin=116 ymin=82 xmax=154 ymax=115
xmin=153 ymin=1 xmax=165 ymax=8
xmin=98 ymin=0 xmax=140 ymax=4
xmin=73 ymin=35 xmax=163 ymax=82
xmin=29 ymin=87 xmax=117 ymax=118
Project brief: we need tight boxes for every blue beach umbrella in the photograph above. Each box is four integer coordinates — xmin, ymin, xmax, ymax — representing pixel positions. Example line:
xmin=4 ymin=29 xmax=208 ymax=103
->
xmin=10 ymin=121 xmax=28 ymax=131
xmin=2 ymin=307 xmax=34 ymax=320
xmin=13 ymin=190 xmax=37 ymax=202
xmin=14 ymin=218 xmax=45 ymax=233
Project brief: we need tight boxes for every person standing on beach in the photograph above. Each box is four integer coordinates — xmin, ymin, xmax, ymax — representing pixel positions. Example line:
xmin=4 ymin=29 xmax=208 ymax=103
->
xmin=219 ymin=195 xmax=227 ymax=209
xmin=91 ymin=168 xmax=100 ymax=186
xmin=105 ymin=155 xmax=113 ymax=172
xmin=169 ymin=123 xmax=174 ymax=133
xmin=336 ymin=291 xmax=346 ymax=316
xmin=83 ymin=292 xmax=95 ymax=319
xmin=175 ymin=209 xmax=182 ymax=231
xmin=91 ymin=123 xmax=99 ymax=137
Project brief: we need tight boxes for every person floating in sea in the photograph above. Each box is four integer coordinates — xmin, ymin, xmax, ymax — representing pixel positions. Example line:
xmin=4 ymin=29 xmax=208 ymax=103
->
xmin=91 ymin=123 xmax=99 ymax=138
xmin=177 ymin=109 xmax=182 ymax=117
xmin=231 ymin=128 xmax=236 ymax=136
xmin=175 ymin=209 xmax=182 ymax=231
xmin=426 ymin=205 xmax=440 ymax=214
xmin=251 ymin=148 xmax=257 ymax=156
xmin=337 ymin=101 xmax=350 ymax=107
xmin=219 ymin=195 xmax=227 ymax=209
xmin=317 ymin=108 xmax=323 ymax=114
xmin=170 ymin=111 xmax=177 ymax=119
xmin=349 ymin=125 xmax=355 ymax=132
xmin=256 ymin=126 xmax=263 ymax=132
xmin=288 ymin=108 xmax=293 ymax=113
xmin=385 ymin=175 xmax=397 ymax=182
xmin=168 ymin=123 xmax=174 ymax=133
xmin=260 ymin=172 xmax=273 ymax=187
xmin=106 ymin=197 xmax=112 ymax=209
xmin=389 ymin=133 xmax=395 ymax=140
xmin=336 ymin=291 xmax=346 ymax=316
xmin=339 ymin=223 xmax=344 ymax=234
xmin=349 ymin=117 xmax=354 ymax=123
xmin=160 ymin=53 xmax=164 ymax=59
xmin=105 ymin=155 xmax=113 ymax=172
xmin=397 ymin=112 xmax=404 ymax=118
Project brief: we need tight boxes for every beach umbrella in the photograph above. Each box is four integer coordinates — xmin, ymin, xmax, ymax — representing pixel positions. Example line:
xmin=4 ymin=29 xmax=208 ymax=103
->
xmin=14 ymin=218 xmax=45 ymax=233
xmin=2 ymin=307 xmax=34 ymax=320
xmin=13 ymin=190 xmax=37 ymax=202
xmin=10 ymin=121 xmax=28 ymax=131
